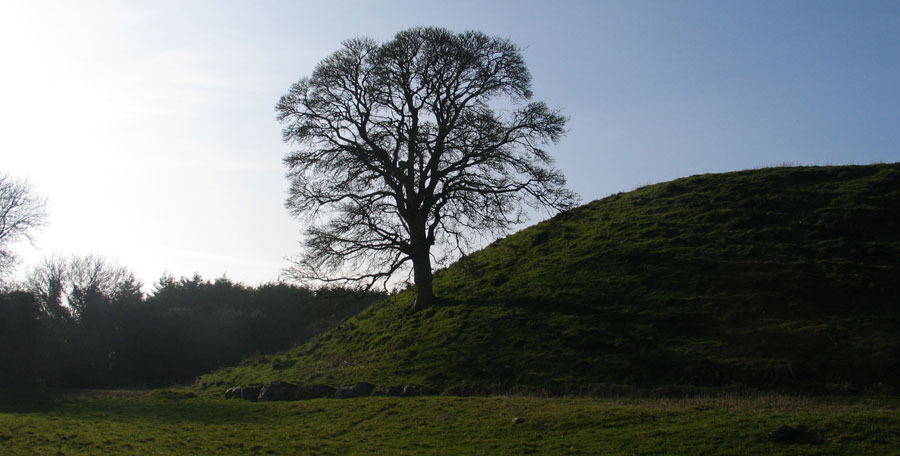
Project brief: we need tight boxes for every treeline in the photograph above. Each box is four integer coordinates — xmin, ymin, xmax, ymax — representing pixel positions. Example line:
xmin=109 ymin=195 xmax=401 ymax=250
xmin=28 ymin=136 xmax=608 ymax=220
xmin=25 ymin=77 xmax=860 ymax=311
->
xmin=0 ymin=255 xmax=383 ymax=388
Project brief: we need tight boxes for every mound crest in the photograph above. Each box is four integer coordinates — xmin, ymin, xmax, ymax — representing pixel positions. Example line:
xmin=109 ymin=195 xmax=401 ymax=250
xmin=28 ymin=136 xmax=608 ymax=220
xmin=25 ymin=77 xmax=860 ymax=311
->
xmin=201 ymin=164 xmax=900 ymax=395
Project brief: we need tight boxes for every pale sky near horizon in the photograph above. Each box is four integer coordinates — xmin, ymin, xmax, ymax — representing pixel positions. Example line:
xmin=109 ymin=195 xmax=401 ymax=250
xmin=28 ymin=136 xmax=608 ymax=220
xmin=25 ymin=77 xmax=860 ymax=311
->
xmin=2 ymin=0 xmax=898 ymax=290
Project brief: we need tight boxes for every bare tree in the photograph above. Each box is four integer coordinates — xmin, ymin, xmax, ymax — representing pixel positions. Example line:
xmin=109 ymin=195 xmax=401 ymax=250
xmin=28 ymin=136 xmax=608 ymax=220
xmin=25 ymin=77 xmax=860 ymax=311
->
xmin=277 ymin=27 xmax=578 ymax=310
xmin=0 ymin=173 xmax=48 ymax=279
xmin=25 ymin=254 xmax=142 ymax=320
xmin=25 ymin=254 xmax=69 ymax=319
xmin=67 ymin=254 xmax=142 ymax=319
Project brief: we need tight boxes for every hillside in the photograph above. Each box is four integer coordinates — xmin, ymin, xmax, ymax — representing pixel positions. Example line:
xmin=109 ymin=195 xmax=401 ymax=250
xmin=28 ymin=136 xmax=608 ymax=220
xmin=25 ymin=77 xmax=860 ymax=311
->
xmin=199 ymin=164 xmax=900 ymax=395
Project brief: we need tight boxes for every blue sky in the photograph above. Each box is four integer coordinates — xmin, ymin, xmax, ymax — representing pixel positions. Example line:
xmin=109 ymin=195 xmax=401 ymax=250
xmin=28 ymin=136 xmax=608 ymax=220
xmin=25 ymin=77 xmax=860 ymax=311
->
xmin=2 ymin=0 xmax=898 ymax=288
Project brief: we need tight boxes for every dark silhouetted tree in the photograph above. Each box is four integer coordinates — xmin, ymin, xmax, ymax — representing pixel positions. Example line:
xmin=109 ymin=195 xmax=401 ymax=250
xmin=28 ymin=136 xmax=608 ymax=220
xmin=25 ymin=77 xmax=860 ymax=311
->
xmin=276 ymin=27 xmax=577 ymax=310
xmin=65 ymin=254 xmax=142 ymax=321
xmin=0 ymin=173 xmax=47 ymax=280
xmin=0 ymin=291 xmax=43 ymax=384
xmin=4 ymin=265 xmax=382 ymax=387
xmin=23 ymin=254 xmax=143 ymax=386
xmin=140 ymin=275 xmax=381 ymax=386
xmin=26 ymin=254 xmax=141 ymax=321
xmin=26 ymin=254 xmax=71 ymax=320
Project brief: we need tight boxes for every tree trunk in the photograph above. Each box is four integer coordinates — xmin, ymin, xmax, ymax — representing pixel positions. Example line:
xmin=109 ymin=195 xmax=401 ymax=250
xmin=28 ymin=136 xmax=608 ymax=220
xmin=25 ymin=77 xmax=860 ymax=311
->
xmin=410 ymin=246 xmax=435 ymax=312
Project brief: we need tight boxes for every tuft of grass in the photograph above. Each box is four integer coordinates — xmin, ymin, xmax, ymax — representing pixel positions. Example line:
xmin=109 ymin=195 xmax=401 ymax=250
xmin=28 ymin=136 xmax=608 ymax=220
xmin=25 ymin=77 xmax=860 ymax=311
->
xmin=199 ymin=164 xmax=900 ymax=395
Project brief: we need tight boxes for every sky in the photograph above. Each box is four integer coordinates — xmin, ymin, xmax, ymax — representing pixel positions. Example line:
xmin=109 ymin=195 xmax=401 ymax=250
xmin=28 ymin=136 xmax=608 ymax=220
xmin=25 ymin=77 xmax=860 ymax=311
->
xmin=2 ymin=0 xmax=898 ymax=290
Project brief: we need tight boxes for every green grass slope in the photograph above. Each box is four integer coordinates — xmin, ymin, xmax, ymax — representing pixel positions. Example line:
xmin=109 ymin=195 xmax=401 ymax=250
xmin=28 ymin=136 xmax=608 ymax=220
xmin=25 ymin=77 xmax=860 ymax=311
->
xmin=200 ymin=164 xmax=900 ymax=394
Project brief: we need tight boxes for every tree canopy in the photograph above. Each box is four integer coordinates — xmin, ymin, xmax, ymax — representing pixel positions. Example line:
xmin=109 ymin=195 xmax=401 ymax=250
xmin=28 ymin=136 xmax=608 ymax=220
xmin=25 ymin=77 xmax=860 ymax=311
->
xmin=0 ymin=173 xmax=47 ymax=280
xmin=5 ymin=263 xmax=381 ymax=388
xmin=277 ymin=27 xmax=577 ymax=309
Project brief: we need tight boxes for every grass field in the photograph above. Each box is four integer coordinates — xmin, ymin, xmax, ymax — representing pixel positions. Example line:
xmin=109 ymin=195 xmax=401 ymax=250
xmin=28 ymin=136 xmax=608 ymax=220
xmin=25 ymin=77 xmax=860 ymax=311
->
xmin=2 ymin=389 xmax=899 ymax=455
xmin=7 ymin=165 xmax=899 ymax=455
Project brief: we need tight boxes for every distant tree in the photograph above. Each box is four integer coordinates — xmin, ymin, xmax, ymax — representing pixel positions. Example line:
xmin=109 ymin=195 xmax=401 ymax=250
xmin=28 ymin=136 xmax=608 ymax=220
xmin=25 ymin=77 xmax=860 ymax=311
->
xmin=25 ymin=254 xmax=142 ymax=320
xmin=0 ymin=290 xmax=43 ymax=384
xmin=66 ymin=254 xmax=142 ymax=320
xmin=7 ymin=265 xmax=381 ymax=387
xmin=0 ymin=173 xmax=47 ymax=280
xmin=25 ymin=254 xmax=70 ymax=319
xmin=277 ymin=27 xmax=577 ymax=310
xmin=24 ymin=254 xmax=143 ymax=386
xmin=141 ymin=275 xmax=382 ymax=386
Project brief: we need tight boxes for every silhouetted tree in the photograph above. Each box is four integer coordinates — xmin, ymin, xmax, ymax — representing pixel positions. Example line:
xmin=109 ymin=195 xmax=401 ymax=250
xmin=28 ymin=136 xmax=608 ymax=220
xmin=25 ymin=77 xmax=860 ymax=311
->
xmin=25 ymin=254 xmax=69 ymax=320
xmin=65 ymin=254 xmax=142 ymax=321
xmin=23 ymin=254 xmax=143 ymax=386
xmin=4 ymin=265 xmax=382 ymax=387
xmin=0 ymin=173 xmax=47 ymax=280
xmin=140 ymin=275 xmax=381 ymax=386
xmin=25 ymin=254 xmax=142 ymax=321
xmin=0 ymin=291 xmax=43 ymax=384
xmin=277 ymin=27 xmax=577 ymax=310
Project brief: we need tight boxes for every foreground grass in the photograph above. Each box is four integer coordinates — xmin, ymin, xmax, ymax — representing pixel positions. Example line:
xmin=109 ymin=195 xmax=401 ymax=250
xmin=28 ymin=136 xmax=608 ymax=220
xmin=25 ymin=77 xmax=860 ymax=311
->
xmin=1 ymin=389 xmax=899 ymax=455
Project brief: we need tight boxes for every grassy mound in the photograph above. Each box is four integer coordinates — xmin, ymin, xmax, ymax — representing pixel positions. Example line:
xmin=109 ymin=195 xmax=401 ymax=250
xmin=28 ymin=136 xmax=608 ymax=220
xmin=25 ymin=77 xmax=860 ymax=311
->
xmin=199 ymin=164 xmax=900 ymax=394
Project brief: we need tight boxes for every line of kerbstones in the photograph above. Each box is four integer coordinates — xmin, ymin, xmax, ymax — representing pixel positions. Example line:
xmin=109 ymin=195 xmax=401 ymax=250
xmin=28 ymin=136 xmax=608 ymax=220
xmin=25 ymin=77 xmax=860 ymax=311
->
xmin=224 ymin=380 xmax=438 ymax=402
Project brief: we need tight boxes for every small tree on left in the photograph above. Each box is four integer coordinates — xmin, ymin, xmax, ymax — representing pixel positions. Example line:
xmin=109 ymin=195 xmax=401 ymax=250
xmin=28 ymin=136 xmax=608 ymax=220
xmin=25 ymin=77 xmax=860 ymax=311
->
xmin=25 ymin=254 xmax=142 ymax=321
xmin=0 ymin=172 xmax=47 ymax=281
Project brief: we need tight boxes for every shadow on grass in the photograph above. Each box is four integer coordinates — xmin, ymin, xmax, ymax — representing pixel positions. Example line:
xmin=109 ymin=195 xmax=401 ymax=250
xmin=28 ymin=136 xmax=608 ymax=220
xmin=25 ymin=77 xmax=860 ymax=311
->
xmin=0 ymin=387 xmax=288 ymax=425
